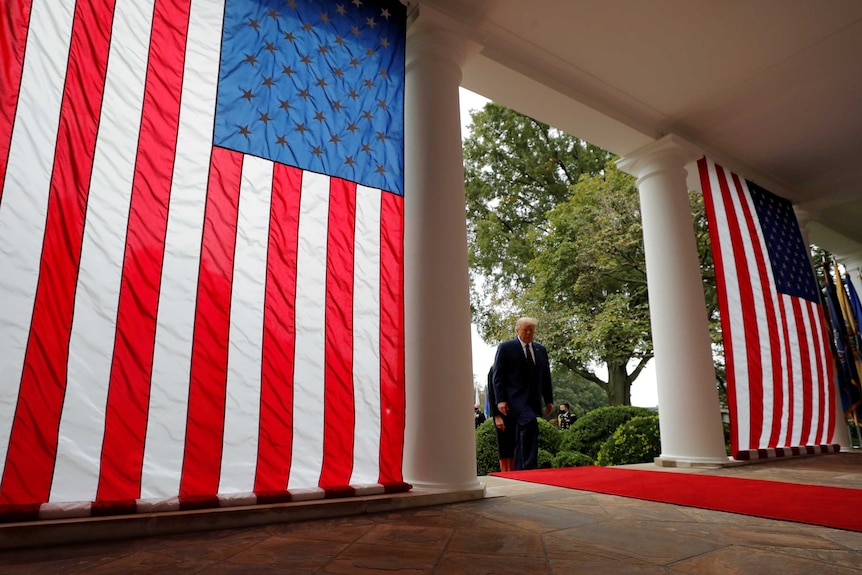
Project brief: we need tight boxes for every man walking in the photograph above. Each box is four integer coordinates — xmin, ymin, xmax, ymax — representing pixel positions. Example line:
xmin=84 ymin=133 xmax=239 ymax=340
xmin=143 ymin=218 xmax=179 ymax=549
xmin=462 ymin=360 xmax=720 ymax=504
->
xmin=492 ymin=317 xmax=553 ymax=470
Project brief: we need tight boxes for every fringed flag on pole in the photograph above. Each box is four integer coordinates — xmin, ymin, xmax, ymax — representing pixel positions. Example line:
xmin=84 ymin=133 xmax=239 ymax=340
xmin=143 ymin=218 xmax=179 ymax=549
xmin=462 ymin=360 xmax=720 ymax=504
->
xmin=0 ymin=0 xmax=408 ymax=522
xmin=840 ymin=272 xmax=862 ymax=432
xmin=697 ymin=157 xmax=838 ymax=460
xmin=823 ymin=266 xmax=862 ymax=427
xmin=842 ymin=272 xmax=862 ymax=343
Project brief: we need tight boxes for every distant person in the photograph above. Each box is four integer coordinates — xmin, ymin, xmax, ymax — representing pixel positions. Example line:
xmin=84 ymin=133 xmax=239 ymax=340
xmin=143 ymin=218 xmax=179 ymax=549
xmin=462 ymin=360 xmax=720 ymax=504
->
xmin=491 ymin=317 xmax=553 ymax=470
xmin=558 ymin=402 xmax=576 ymax=430
xmin=474 ymin=404 xmax=486 ymax=428
xmin=486 ymin=366 xmax=515 ymax=472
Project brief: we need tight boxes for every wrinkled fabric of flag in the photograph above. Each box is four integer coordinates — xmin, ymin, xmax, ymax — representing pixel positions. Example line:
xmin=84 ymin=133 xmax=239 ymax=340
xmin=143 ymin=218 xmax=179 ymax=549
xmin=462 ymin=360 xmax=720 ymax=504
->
xmin=698 ymin=157 xmax=838 ymax=460
xmin=0 ymin=0 xmax=408 ymax=521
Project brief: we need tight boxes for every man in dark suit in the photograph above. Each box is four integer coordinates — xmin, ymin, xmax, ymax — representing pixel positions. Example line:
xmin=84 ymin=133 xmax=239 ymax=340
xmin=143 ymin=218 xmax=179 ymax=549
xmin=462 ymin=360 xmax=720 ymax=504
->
xmin=491 ymin=317 xmax=554 ymax=470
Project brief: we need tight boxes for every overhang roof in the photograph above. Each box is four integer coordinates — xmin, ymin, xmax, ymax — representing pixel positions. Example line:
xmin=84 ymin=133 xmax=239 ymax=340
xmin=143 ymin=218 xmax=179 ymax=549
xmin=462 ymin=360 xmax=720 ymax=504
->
xmin=414 ymin=0 xmax=862 ymax=261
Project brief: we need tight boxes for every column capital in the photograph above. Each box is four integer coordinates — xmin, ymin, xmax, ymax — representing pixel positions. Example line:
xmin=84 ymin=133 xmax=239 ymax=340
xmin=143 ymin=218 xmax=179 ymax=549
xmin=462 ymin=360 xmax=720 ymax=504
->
xmin=616 ymin=134 xmax=702 ymax=181
xmin=406 ymin=5 xmax=482 ymax=72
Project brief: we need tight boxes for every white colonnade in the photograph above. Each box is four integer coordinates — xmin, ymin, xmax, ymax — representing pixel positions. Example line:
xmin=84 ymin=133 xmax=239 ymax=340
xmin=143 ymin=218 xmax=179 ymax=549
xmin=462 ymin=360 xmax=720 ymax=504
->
xmin=402 ymin=14 xmax=483 ymax=490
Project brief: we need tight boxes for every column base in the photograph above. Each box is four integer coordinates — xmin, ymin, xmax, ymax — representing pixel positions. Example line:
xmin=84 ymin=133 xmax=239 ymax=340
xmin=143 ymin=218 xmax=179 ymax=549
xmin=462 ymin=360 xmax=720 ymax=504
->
xmin=407 ymin=479 xmax=486 ymax=493
xmin=654 ymin=455 xmax=741 ymax=468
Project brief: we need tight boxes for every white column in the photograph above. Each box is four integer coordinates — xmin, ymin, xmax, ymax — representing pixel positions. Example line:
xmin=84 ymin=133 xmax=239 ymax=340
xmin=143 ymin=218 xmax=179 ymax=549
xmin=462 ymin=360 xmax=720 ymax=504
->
xmin=402 ymin=16 xmax=482 ymax=490
xmin=618 ymin=135 xmax=728 ymax=465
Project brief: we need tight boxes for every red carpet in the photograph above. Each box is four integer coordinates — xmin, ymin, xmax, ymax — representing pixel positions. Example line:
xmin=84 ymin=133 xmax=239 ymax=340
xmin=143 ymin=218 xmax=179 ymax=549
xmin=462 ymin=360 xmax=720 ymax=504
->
xmin=491 ymin=466 xmax=862 ymax=532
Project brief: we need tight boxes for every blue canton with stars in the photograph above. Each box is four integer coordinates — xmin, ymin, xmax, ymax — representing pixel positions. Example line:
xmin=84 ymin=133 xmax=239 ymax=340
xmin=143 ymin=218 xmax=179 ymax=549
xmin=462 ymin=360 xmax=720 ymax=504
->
xmin=748 ymin=180 xmax=819 ymax=302
xmin=214 ymin=0 xmax=406 ymax=195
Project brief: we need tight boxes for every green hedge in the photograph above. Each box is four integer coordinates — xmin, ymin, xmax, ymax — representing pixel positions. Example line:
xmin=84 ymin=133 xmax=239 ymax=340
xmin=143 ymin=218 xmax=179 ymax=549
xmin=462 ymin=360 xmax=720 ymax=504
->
xmin=552 ymin=450 xmax=593 ymax=468
xmin=475 ymin=417 xmax=564 ymax=475
xmin=596 ymin=415 xmax=660 ymax=466
xmin=538 ymin=417 xmax=562 ymax=455
xmin=477 ymin=407 xmax=666 ymax=474
xmin=475 ymin=417 xmax=501 ymax=476
xmin=537 ymin=448 xmax=554 ymax=469
xmin=560 ymin=405 xmax=655 ymax=459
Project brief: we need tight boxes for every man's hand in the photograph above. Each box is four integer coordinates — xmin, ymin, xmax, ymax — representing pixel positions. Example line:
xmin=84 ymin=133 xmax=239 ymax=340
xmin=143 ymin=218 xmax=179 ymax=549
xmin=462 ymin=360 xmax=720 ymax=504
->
xmin=497 ymin=401 xmax=508 ymax=416
xmin=494 ymin=415 xmax=505 ymax=429
xmin=545 ymin=403 xmax=554 ymax=416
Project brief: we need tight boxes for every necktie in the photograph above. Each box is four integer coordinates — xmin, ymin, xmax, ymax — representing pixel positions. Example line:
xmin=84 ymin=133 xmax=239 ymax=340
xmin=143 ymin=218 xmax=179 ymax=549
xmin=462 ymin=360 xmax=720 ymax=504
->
xmin=525 ymin=343 xmax=535 ymax=367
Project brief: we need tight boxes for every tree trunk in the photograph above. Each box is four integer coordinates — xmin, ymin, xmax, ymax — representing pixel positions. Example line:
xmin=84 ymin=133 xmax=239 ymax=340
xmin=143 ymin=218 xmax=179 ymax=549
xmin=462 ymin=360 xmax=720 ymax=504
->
xmin=606 ymin=361 xmax=631 ymax=406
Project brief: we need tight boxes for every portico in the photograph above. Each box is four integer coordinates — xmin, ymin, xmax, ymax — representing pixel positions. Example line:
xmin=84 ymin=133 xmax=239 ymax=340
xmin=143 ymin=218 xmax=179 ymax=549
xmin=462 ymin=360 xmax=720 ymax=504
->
xmin=401 ymin=0 xmax=862 ymax=490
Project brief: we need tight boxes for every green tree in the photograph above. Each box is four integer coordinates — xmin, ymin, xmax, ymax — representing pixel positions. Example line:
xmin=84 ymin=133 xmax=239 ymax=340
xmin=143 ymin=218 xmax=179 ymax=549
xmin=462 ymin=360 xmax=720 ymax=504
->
xmin=526 ymin=162 xmax=650 ymax=405
xmin=465 ymin=103 xmax=723 ymax=406
xmin=551 ymin=368 xmax=608 ymax=419
xmin=464 ymin=103 xmax=612 ymax=339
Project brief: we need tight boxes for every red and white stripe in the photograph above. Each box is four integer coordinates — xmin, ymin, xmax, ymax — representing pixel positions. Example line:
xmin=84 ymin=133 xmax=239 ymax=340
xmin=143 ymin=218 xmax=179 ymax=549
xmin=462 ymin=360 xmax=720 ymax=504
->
xmin=698 ymin=157 xmax=835 ymax=457
xmin=0 ymin=0 xmax=407 ymax=520
xmin=734 ymin=444 xmax=840 ymax=461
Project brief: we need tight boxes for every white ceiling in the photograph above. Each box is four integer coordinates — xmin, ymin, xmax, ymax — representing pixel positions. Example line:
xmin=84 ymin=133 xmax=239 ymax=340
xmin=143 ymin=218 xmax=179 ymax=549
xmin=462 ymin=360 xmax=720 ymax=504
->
xmin=413 ymin=0 xmax=862 ymax=260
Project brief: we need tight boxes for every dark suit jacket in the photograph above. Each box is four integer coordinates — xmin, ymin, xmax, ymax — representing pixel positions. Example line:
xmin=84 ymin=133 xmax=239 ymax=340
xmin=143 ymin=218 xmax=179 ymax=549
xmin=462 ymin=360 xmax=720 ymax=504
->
xmin=491 ymin=338 xmax=553 ymax=422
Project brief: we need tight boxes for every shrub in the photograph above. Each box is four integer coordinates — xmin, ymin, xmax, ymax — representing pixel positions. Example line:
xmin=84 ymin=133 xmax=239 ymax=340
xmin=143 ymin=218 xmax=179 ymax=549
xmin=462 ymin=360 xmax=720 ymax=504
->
xmin=560 ymin=405 xmax=656 ymax=458
xmin=475 ymin=417 xmax=501 ymax=476
xmin=538 ymin=417 xmax=562 ymax=455
xmin=537 ymin=448 xmax=554 ymax=469
xmin=552 ymin=450 xmax=593 ymax=468
xmin=596 ymin=415 xmax=661 ymax=466
xmin=475 ymin=416 xmax=564 ymax=475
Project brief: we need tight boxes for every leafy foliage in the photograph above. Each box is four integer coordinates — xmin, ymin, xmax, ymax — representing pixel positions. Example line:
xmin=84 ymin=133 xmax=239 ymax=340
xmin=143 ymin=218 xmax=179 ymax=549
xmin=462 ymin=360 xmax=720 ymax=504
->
xmin=596 ymin=415 xmax=661 ymax=466
xmin=560 ymin=405 xmax=656 ymax=458
xmin=463 ymin=103 xmax=648 ymax=405
xmin=475 ymin=417 xmax=565 ymax=475
xmin=537 ymin=449 xmax=554 ymax=469
xmin=551 ymin=368 xmax=609 ymax=419
xmin=527 ymin=163 xmax=651 ymax=404
xmin=464 ymin=103 xmax=724 ymax=406
xmin=464 ymin=103 xmax=612 ymax=345
xmin=538 ymin=416 xmax=562 ymax=455
xmin=475 ymin=417 xmax=501 ymax=476
xmin=552 ymin=451 xmax=594 ymax=468
xmin=475 ymin=408 xmax=667 ymax=473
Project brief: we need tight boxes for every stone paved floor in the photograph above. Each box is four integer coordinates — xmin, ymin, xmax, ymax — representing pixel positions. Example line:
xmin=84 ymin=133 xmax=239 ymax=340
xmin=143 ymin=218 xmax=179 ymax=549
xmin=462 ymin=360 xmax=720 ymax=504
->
xmin=1 ymin=453 xmax=861 ymax=574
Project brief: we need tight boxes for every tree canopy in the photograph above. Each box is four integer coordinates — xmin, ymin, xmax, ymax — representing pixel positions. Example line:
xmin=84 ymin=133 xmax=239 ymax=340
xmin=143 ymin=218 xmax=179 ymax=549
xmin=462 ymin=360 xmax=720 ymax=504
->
xmin=526 ymin=162 xmax=651 ymax=404
xmin=550 ymin=369 xmax=609 ymax=419
xmin=464 ymin=102 xmax=612 ymax=338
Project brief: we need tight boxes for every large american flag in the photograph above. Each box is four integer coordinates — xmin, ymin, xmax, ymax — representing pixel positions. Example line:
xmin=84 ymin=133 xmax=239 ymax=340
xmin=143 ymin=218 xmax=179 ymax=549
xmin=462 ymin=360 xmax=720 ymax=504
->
xmin=0 ymin=0 xmax=407 ymax=520
xmin=698 ymin=157 xmax=838 ymax=460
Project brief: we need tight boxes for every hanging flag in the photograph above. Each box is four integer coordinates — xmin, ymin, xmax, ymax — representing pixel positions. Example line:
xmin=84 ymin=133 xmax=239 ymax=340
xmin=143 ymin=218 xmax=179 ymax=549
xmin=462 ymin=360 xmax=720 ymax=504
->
xmin=825 ymin=268 xmax=862 ymax=426
xmin=843 ymin=272 xmax=862 ymax=354
xmin=834 ymin=265 xmax=862 ymax=387
xmin=698 ymin=157 xmax=838 ymax=460
xmin=0 ymin=0 xmax=407 ymax=521
xmin=844 ymin=274 xmax=862 ymax=337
